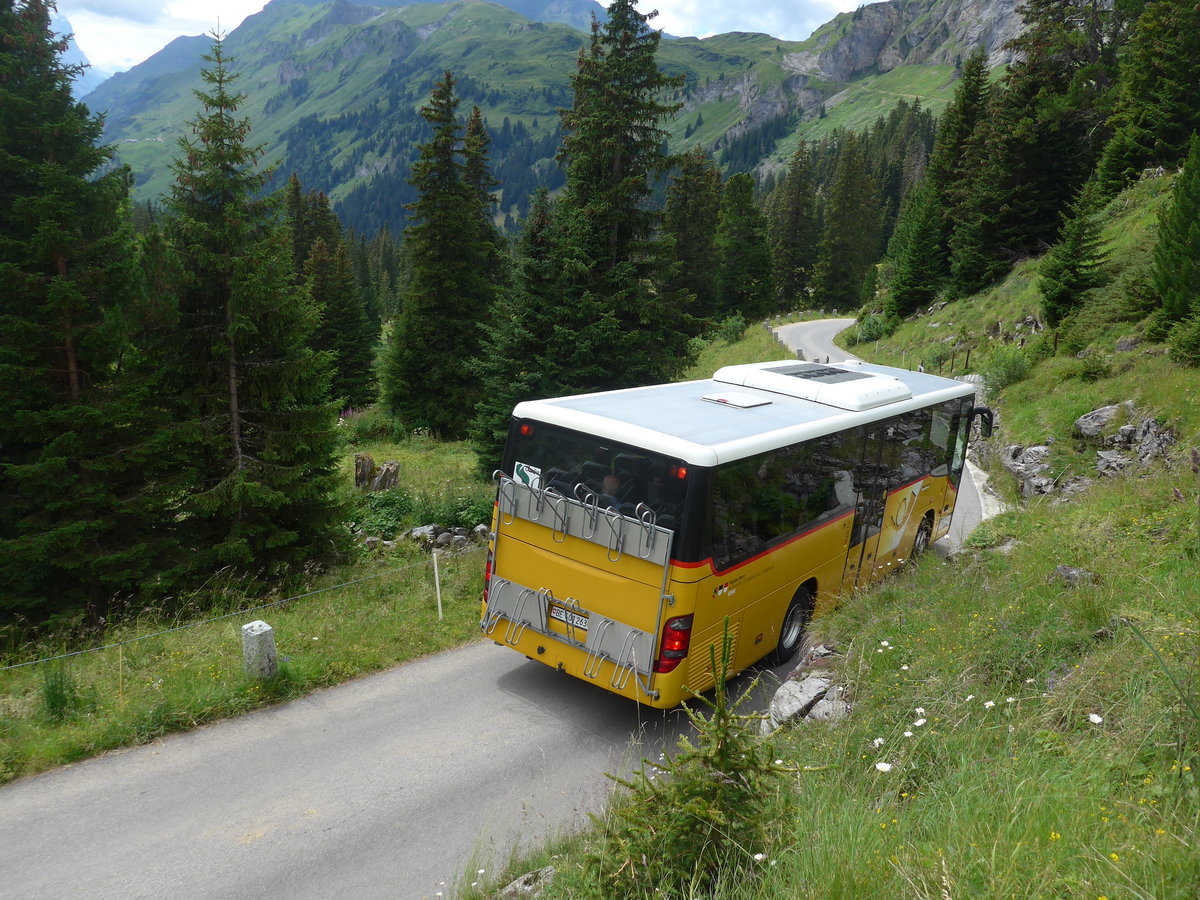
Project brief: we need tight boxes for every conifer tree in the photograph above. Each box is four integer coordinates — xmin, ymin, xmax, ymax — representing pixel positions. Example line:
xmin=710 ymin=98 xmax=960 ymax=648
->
xmin=661 ymin=147 xmax=723 ymax=323
xmin=1038 ymin=191 xmax=1111 ymax=326
xmin=765 ymin=142 xmax=820 ymax=310
xmin=550 ymin=0 xmax=692 ymax=390
xmin=714 ymin=173 xmax=775 ymax=320
xmin=1094 ymin=0 xmax=1200 ymax=196
xmin=470 ymin=189 xmax=562 ymax=472
xmin=164 ymin=34 xmax=341 ymax=575
xmin=1150 ymin=134 xmax=1200 ymax=327
xmin=0 ymin=0 xmax=168 ymax=617
xmin=307 ymin=239 xmax=376 ymax=409
xmin=812 ymin=135 xmax=881 ymax=311
xmin=885 ymin=184 xmax=945 ymax=319
xmin=382 ymin=71 xmax=498 ymax=439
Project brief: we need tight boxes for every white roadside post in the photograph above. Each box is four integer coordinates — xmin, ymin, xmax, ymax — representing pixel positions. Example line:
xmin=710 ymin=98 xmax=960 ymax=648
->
xmin=242 ymin=620 xmax=278 ymax=679
xmin=432 ymin=549 xmax=444 ymax=621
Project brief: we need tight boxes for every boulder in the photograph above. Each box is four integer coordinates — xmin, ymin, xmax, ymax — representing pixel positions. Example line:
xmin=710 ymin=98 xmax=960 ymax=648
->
xmin=767 ymin=673 xmax=832 ymax=730
xmin=500 ymin=865 xmax=556 ymax=899
xmin=807 ymin=685 xmax=851 ymax=722
xmin=354 ymin=453 xmax=375 ymax=489
xmin=1074 ymin=403 xmax=1131 ymax=439
xmin=1050 ymin=565 xmax=1097 ymax=587
xmin=1096 ymin=450 xmax=1133 ymax=477
xmin=367 ymin=461 xmax=400 ymax=492
xmin=999 ymin=445 xmax=1054 ymax=496
xmin=1115 ymin=336 xmax=1141 ymax=353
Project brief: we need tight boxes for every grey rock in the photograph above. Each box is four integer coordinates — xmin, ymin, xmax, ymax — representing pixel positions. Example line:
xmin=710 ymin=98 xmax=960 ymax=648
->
xmin=1115 ymin=336 xmax=1141 ymax=353
xmin=409 ymin=524 xmax=438 ymax=541
xmin=473 ymin=523 xmax=491 ymax=539
xmin=807 ymin=686 xmax=851 ymax=722
xmin=354 ymin=453 xmax=375 ymax=489
xmin=999 ymin=445 xmax=1054 ymax=496
xmin=367 ymin=461 xmax=400 ymax=492
xmin=435 ymin=532 xmax=455 ymax=547
xmin=1074 ymin=403 xmax=1131 ymax=439
xmin=1096 ymin=450 xmax=1133 ymax=477
xmin=768 ymin=674 xmax=832 ymax=729
xmin=501 ymin=865 xmax=556 ymax=899
xmin=1058 ymin=476 xmax=1094 ymax=499
xmin=1051 ymin=565 xmax=1097 ymax=587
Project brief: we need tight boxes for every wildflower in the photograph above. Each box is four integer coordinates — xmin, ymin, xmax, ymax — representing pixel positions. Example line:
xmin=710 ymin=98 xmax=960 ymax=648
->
xmin=904 ymin=731 xmax=913 ymax=738
xmin=965 ymin=694 xmax=974 ymax=701
xmin=914 ymin=718 xmax=926 ymax=727
xmin=1088 ymin=713 xmax=1104 ymax=725
xmin=984 ymin=700 xmax=995 ymax=709
xmin=1109 ymin=853 xmax=1119 ymax=862
xmin=872 ymin=737 xmax=885 ymax=748
xmin=915 ymin=707 xmax=925 ymax=715
xmin=875 ymin=762 xmax=893 ymax=772
xmin=880 ymin=640 xmax=890 ymax=647
xmin=753 ymin=853 xmax=767 ymax=862
xmin=775 ymin=759 xmax=783 ymax=765
xmin=1006 ymin=697 xmax=1015 ymax=703
xmin=1050 ymin=831 xmax=1061 ymax=841
xmin=901 ymin=665 xmax=909 ymax=671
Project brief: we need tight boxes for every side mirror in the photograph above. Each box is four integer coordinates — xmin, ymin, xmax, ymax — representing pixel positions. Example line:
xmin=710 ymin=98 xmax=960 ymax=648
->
xmin=970 ymin=406 xmax=994 ymax=439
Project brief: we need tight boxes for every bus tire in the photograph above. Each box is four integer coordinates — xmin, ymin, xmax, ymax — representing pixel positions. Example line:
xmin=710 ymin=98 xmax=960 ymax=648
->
xmin=770 ymin=586 xmax=812 ymax=665
xmin=911 ymin=513 xmax=934 ymax=560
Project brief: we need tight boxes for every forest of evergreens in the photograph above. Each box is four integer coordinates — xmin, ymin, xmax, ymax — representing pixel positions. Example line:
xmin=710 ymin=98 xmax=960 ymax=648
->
xmin=3 ymin=0 xmax=1200 ymax=629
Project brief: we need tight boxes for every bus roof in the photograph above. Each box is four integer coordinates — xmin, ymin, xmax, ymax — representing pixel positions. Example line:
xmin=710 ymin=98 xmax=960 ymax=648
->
xmin=510 ymin=360 xmax=978 ymax=466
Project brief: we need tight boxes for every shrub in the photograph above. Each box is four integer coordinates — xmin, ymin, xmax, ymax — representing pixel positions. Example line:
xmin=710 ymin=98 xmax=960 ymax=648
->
xmin=1168 ymin=315 xmax=1200 ymax=367
xmin=715 ymin=313 xmax=748 ymax=344
xmin=982 ymin=346 xmax=1030 ymax=399
xmin=1079 ymin=354 xmax=1112 ymax=382
xmin=580 ymin=627 xmax=790 ymax=897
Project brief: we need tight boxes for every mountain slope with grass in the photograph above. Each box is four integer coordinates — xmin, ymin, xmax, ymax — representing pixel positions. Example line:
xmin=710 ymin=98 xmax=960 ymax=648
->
xmin=473 ymin=173 xmax=1200 ymax=900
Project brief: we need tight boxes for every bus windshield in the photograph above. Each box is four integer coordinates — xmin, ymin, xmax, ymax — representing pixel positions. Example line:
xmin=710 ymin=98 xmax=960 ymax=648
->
xmin=505 ymin=421 xmax=692 ymax=535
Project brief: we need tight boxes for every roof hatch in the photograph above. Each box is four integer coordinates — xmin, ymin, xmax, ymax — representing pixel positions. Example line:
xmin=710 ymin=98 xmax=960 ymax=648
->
xmin=712 ymin=360 xmax=912 ymax=411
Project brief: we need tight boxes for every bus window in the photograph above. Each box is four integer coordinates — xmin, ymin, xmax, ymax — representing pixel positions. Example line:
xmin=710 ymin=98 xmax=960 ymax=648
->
xmin=505 ymin=421 xmax=691 ymax=533
xmin=710 ymin=429 xmax=859 ymax=571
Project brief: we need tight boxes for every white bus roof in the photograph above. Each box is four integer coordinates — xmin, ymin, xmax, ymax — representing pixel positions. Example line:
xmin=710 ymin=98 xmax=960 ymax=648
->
xmin=510 ymin=360 xmax=978 ymax=466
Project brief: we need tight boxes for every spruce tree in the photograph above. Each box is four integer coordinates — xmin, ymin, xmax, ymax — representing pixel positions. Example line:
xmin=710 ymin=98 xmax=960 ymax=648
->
xmin=307 ymin=239 xmax=376 ymax=410
xmin=661 ymin=147 xmax=723 ymax=323
xmin=885 ymin=184 xmax=945 ymax=319
xmin=1094 ymin=0 xmax=1200 ymax=196
xmin=470 ymin=189 xmax=563 ymax=472
xmin=382 ymin=71 xmax=498 ymax=439
xmin=1150 ymin=134 xmax=1200 ymax=325
xmin=765 ymin=142 xmax=820 ymax=310
xmin=164 ymin=34 xmax=341 ymax=575
xmin=0 ymin=0 xmax=169 ymax=618
xmin=1038 ymin=191 xmax=1111 ymax=326
xmin=714 ymin=173 xmax=775 ymax=320
xmin=812 ymin=134 xmax=881 ymax=311
xmin=550 ymin=0 xmax=692 ymax=390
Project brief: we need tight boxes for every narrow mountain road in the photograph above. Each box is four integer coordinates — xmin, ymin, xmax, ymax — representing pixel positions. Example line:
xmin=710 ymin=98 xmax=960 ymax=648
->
xmin=0 ymin=636 xmax=786 ymax=899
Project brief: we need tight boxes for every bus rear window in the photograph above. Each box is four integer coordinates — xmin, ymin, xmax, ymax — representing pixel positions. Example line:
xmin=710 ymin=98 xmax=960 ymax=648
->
xmin=506 ymin=421 xmax=690 ymax=533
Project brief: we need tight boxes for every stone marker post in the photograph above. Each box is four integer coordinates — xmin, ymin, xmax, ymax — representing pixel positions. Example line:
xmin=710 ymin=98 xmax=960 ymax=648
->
xmin=242 ymin=620 xmax=278 ymax=679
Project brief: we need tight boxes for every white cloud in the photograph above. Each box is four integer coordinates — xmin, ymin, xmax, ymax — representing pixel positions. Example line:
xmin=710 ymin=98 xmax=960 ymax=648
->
xmin=643 ymin=0 xmax=861 ymax=42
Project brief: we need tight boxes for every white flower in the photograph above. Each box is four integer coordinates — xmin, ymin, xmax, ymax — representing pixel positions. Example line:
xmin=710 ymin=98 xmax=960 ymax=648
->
xmin=901 ymin=664 xmax=909 ymax=671
xmin=915 ymin=707 xmax=925 ymax=715
xmin=965 ymin=694 xmax=975 ymax=701
xmin=753 ymin=853 xmax=767 ymax=862
xmin=913 ymin=718 xmax=926 ymax=727
xmin=1006 ymin=697 xmax=1016 ymax=704
xmin=1088 ymin=713 xmax=1104 ymax=724
xmin=880 ymin=640 xmax=890 ymax=647
xmin=984 ymin=700 xmax=995 ymax=709
xmin=877 ymin=648 xmax=884 ymax=653
xmin=1025 ymin=678 xmax=1035 ymax=684
xmin=903 ymin=731 xmax=913 ymax=737
xmin=775 ymin=759 xmax=784 ymax=765
xmin=875 ymin=761 xmax=893 ymax=772
xmin=872 ymin=737 xmax=885 ymax=748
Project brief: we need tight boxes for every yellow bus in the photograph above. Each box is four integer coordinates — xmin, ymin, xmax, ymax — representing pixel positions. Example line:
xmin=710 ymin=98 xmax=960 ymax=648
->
xmin=480 ymin=359 xmax=993 ymax=708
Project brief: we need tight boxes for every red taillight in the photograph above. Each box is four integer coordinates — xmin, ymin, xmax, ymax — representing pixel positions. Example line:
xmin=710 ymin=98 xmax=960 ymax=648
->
xmin=669 ymin=465 xmax=688 ymax=480
xmin=482 ymin=548 xmax=494 ymax=604
xmin=654 ymin=614 xmax=694 ymax=673
xmin=519 ymin=422 xmax=534 ymax=437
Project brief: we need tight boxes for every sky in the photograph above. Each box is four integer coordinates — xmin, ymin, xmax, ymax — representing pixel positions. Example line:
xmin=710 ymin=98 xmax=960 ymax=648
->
xmin=56 ymin=0 xmax=862 ymax=75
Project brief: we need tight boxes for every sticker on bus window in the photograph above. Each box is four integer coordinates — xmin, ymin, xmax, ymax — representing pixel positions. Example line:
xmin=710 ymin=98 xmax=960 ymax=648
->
xmin=514 ymin=462 xmax=542 ymax=489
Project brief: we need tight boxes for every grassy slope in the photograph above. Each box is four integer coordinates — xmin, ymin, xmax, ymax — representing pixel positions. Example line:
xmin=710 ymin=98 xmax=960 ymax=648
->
xmin=0 ymin=430 xmax=492 ymax=783
xmin=474 ymin=178 xmax=1200 ymax=898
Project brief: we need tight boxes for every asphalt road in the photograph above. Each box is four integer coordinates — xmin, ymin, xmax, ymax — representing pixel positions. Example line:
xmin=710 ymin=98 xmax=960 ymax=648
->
xmin=0 ymin=638 xmax=788 ymax=899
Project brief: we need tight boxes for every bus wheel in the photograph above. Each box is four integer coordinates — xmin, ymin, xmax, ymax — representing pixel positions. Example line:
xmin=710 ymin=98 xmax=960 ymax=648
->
xmin=911 ymin=514 xmax=934 ymax=559
xmin=770 ymin=586 xmax=812 ymax=665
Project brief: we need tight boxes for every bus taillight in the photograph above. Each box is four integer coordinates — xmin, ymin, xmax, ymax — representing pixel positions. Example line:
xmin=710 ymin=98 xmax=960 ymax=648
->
xmin=654 ymin=614 xmax=694 ymax=673
xmin=482 ymin=547 xmax=494 ymax=605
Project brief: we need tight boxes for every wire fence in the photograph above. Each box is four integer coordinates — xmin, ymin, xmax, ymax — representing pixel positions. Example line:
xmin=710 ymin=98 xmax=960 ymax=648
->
xmin=0 ymin=546 xmax=486 ymax=673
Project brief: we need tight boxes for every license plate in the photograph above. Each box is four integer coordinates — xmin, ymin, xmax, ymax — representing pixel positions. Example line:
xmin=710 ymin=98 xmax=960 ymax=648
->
xmin=549 ymin=605 xmax=588 ymax=631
